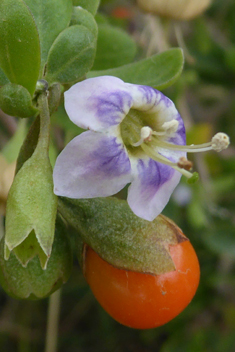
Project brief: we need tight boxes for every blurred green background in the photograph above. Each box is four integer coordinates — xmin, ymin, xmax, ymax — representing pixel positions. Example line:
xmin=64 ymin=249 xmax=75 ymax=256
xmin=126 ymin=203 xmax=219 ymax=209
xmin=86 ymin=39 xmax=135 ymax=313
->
xmin=0 ymin=0 xmax=235 ymax=351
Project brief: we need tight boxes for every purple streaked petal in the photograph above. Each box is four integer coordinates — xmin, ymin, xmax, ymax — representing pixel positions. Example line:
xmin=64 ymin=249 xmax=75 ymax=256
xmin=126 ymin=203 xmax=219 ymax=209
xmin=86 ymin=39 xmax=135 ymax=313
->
xmin=126 ymin=84 xmax=176 ymax=114
xmin=127 ymin=158 xmax=181 ymax=221
xmin=53 ymin=131 xmax=132 ymax=198
xmin=126 ymin=84 xmax=160 ymax=111
xmin=64 ymin=76 xmax=133 ymax=132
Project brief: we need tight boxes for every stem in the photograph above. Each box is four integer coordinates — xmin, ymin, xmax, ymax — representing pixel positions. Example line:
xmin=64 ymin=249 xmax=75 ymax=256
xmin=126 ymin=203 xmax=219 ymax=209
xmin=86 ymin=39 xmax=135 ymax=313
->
xmin=174 ymin=22 xmax=195 ymax=64
xmin=45 ymin=289 xmax=61 ymax=352
xmin=36 ymin=92 xmax=51 ymax=153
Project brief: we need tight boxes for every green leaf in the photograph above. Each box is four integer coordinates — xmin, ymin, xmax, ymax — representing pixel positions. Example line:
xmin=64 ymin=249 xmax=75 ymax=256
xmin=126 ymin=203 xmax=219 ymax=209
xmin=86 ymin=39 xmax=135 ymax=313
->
xmin=92 ymin=24 xmax=137 ymax=70
xmin=23 ymin=0 xmax=73 ymax=73
xmin=88 ymin=48 xmax=184 ymax=89
xmin=0 ymin=83 xmax=38 ymax=118
xmin=0 ymin=0 xmax=41 ymax=96
xmin=73 ymin=0 xmax=100 ymax=16
xmin=58 ymin=197 xmax=188 ymax=275
xmin=70 ymin=6 xmax=98 ymax=37
xmin=45 ymin=25 xmax=97 ymax=84
xmin=0 ymin=217 xmax=72 ymax=299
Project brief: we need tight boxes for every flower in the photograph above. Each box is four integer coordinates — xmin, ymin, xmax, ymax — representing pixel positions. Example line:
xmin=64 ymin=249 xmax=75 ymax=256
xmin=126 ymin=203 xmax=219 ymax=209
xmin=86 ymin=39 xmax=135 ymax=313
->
xmin=53 ymin=76 xmax=229 ymax=221
xmin=137 ymin=0 xmax=211 ymax=21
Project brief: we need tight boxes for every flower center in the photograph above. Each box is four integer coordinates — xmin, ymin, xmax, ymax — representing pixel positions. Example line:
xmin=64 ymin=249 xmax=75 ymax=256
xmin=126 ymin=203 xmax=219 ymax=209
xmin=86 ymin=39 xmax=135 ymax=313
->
xmin=120 ymin=109 xmax=230 ymax=182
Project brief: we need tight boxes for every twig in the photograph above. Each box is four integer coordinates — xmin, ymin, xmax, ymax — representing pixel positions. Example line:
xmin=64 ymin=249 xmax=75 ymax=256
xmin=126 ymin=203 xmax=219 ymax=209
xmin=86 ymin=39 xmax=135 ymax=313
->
xmin=45 ymin=289 xmax=61 ymax=352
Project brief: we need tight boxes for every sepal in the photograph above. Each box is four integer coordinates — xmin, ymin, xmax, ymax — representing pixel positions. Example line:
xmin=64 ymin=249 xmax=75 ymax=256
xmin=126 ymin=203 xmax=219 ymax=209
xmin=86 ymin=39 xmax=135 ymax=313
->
xmin=5 ymin=147 xmax=58 ymax=268
xmin=58 ymin=197 xmax=188 ymax=275
xmin=0 ymin=217 xmax=72 ymax=300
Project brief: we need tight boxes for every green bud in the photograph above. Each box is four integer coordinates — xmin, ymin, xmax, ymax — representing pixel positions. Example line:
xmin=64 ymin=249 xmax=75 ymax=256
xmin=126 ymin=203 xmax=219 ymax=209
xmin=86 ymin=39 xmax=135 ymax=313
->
xmin=0 ymin=217 xmax=72 ymax=300
xmin=58 ymin=197 xmax=188 ymax=275
xmin=0 ymin=83 xmax=38 ymax=118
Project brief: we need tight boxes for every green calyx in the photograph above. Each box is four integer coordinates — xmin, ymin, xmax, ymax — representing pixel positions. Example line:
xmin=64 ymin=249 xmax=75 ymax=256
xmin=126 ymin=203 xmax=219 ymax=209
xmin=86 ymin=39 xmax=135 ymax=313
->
xmin=4 ymin=92 xmax=57 ymax=269
xmin=0 ymin=217 xmax=72 ymax=300
xmin=58 ymin=197 xmax=188 ymax=275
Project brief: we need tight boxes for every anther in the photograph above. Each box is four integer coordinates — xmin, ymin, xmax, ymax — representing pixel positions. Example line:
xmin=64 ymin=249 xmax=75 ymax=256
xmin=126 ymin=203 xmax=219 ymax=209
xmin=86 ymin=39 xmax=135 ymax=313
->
xmin=177 ymin=157 xmax=193 ymax=171
xmin=161 ymin=120 xmax=179 ymax=135
xmin=211 ymin=133 xmax=230 ymax=152
xmin=132 ymin=126 xmax=153 ymax=146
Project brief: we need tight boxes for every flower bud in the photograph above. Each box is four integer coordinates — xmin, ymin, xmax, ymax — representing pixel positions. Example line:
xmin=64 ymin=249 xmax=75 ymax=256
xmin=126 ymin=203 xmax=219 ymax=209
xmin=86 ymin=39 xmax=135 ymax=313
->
xmin=137 ymin=0 xmax=211 ymax=20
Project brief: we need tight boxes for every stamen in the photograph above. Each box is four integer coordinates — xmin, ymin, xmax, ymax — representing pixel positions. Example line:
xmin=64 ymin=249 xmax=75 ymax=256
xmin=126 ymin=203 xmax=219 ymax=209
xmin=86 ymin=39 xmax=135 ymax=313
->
xmin=151 ymin=132 xmax=230 ymax=153
xmin=162 ymin=120 xmax=179 ymax=135
xmin=141 ymin=142 xmax=195 ymax=179
xmin=132 ymin=120 xmax=180 ymax=147
xmin=132 ymin=126 xmax=153 ymax=146
xmin=211 ymin=133 xmax=230 ymax=152
xmin=152 ymin=119 xmax=179 ymax=137
xmin=177 ymin=157 xmax=193 ymax=171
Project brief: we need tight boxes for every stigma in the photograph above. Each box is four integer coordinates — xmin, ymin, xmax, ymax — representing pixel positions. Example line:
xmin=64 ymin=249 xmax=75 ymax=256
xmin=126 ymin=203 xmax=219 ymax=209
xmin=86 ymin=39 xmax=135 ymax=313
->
xmin=132 ymin=121 xmax=230 ymax=182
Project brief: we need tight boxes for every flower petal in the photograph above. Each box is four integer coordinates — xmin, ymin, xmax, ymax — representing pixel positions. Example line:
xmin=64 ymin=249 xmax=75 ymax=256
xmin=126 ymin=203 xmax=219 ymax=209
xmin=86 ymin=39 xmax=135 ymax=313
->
xmin=127 ymin=84 xmax=184 ymax=131
xmin=64 ymin=76 xmax=133 ymax=132
xmin=53 ymin=131 xmax=132 ymax=198
xmin=127 ymin=158 xmax=181 ymax=221
xmin=126 ymin=84 xmax=174 ymax=113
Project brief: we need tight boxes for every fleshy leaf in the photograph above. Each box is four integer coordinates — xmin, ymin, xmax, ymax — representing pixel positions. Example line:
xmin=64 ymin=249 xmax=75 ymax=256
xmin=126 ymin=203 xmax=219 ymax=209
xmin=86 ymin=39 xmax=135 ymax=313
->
xmin=70 ymin=6 xmax=98 ymax=37
xmin=73 ymin=0 xmax=100 ymax=16
xmin=88 ymin=48 xmax=184 ymax=89
xmin=0 ymin=217 xmax=72 ymax=299
xmin=45 ymin=25 xmax=97 ymax=84
xmin=92 ymin=24 xmax=137 ymax=70
xmin=0 ymin=83 xmax=38 ymax=118
xmin=58 ymin=197 xmax=188 ymax=275
xmin=23 ymin=0 xmax=73 ymax=74
xmin=0 ymin=0 xmax=41 ymax=96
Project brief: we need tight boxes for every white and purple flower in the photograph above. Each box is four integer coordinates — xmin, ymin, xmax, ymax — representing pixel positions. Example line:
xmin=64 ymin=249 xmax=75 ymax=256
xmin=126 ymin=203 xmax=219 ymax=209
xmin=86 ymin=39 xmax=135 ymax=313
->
xmin=53 ymin=76 xmax=229 ymax=221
